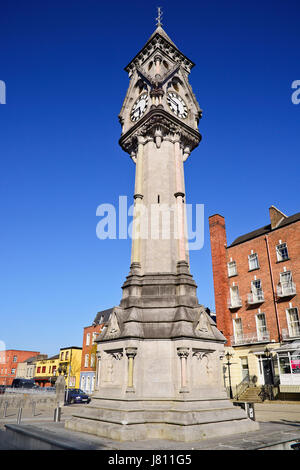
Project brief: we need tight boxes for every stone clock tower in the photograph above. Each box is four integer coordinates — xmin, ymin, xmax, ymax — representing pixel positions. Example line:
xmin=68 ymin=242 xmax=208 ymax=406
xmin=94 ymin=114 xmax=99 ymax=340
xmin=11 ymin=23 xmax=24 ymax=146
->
xmin=66 ymin=21 xmax=259 ymax=441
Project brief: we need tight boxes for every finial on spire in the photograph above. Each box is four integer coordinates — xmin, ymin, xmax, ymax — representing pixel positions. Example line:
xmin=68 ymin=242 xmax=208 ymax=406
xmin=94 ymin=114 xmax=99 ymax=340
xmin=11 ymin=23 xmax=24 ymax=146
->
xmin=156 ymin=7 xmax=163 ymax=27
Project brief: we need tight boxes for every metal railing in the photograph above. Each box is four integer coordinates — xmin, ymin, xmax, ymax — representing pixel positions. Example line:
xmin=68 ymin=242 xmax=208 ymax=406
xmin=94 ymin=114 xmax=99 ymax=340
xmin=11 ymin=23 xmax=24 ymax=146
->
xmin=277 ymin=281 xmax=296 ymax=297
xmin=227 ymin=297 xmax=242 ymax=309
xmin=4 ymin=387 xmax=55 ymax=395
xmin=247 ymin=290 xmax=264 ymax=305
xmin=282 ymin=328 xmax=300 ymax=340
xmin=231 ymin=331 xmax=270 ymax=346
xmin=233 ymin=374 xmax=250 ymax=400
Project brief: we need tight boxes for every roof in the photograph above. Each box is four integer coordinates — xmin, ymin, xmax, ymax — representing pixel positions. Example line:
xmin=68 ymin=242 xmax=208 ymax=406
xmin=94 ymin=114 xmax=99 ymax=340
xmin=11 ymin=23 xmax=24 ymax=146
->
xmin=125 ymin=25 xmax=194 ymax=73
xmin=229 ymin=211 xmax=300 ymax=247
xmin=34 ymin=354 xmax=59 ymax=363
xmin=47 ymin=354 xmax=59 ymax=360
xmin=59 ymin=346 xmax=82 ymax=351
xmin=25 ymin=354 xmax=48 ymax=364
xmin=147 ymin=25 xmax=178 ymax=49
xmin=93 ymin=308 xmax=114 ymax=325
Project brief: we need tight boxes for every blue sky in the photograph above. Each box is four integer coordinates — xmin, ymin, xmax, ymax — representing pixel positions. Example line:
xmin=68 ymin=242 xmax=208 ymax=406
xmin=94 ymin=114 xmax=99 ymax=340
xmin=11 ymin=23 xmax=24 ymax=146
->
xmin=0 ymin=0 xmax=299 ymax=357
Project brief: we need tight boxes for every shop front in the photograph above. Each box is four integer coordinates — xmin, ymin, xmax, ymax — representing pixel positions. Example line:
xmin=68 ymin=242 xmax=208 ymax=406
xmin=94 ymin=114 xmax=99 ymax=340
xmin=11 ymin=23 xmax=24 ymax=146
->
xmin=275 ymin=340 xmax=300 ymax=396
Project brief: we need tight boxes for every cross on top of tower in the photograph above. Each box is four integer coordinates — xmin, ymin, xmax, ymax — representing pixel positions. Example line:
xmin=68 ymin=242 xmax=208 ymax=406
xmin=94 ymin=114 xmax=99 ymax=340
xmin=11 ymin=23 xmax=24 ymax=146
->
xmin=156 ymin=7 xmax=163 ymax=27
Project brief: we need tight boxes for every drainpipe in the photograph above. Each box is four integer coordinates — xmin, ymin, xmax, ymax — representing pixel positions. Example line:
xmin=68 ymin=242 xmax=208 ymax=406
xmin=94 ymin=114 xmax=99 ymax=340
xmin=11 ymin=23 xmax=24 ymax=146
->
xmin=265 ymin=235 xmax=282 ymax=342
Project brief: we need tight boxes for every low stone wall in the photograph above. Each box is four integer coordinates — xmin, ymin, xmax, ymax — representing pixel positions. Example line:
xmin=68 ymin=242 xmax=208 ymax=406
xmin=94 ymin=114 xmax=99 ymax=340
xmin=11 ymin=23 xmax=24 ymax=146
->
xmin=0 ymin=392 xmax=56 ymax=410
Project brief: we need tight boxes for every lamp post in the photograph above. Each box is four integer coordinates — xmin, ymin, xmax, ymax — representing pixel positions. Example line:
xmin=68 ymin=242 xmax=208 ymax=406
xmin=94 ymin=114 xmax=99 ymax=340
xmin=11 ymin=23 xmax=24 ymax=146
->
xmin=264 ymin=347 xmax=274 ymax=400
xmin=264 ymin=347 xmax=274 ymax=382
xmin=225 ymin=352 xmax=233 ymax=399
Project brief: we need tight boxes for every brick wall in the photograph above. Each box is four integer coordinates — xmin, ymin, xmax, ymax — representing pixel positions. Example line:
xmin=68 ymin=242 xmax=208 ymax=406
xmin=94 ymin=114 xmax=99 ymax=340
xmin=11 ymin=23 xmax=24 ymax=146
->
xmin=81 ymin=325 xmax=103 ymax=372
xmin=0 ymin=350 xmax=40 ymax=386
xmin=208 ymin=214 xmax=230 ymax=338
xmin=209 ymin=213 xmax=300 ymax=347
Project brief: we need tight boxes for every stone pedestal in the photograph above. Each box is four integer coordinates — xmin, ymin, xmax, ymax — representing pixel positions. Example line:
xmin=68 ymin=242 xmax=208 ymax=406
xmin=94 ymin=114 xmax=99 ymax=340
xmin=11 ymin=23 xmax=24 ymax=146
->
xmin=65 ymin=270 xmax=259 ymax=441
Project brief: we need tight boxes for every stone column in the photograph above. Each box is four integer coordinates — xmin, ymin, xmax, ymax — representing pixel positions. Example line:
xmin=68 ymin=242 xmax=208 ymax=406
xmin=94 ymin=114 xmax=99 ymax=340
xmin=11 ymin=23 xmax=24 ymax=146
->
xmin=95 ymin=352 xmax=101 ymax=391
xmin=177 ymin=347 xmax=189 ymax=390
xmin=131 ymin=136 xmax=144 ymax=273
xmin=174 ymin=135 xmax=187 ymax=263
xmin=126 ymin=347 xmax=137 ymax=391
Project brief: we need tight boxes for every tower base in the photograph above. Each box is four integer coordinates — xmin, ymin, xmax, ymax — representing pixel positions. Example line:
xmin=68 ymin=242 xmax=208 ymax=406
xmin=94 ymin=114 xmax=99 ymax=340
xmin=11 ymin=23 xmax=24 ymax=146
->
xmin=65 ymin=335 xmax=259 ymax=442
xmin=65 ymin=271 xmax=259 ymax=441
xmin=65 ymin=396 xmax=259 ymax=442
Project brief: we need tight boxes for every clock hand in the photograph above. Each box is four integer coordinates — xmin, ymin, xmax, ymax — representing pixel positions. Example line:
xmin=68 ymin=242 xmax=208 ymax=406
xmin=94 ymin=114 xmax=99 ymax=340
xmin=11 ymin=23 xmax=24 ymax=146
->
xmin=169 ymin=98 xmax=179 ymax=111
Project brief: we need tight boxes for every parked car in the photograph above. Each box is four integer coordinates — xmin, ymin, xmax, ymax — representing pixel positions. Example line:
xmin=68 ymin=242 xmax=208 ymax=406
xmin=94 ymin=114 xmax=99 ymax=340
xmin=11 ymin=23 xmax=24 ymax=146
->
xmin=11 ymin=378 xmax=37 ymax=389
xmin=0 ymin=385 xmax=5 ymax=394
xmin=65 ymin=388 xmax=91 ymax=404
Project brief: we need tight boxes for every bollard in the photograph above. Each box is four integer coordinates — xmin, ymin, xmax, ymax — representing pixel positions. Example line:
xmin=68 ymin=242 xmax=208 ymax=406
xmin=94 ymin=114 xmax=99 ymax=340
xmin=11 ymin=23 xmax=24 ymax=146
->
xmin=17 ymin=407 xmax=22 ymax=424
xmin=246 ymin=402 xmax=256 ymax=421
xmin=54 ymin=406 xmax=61 ymax=422
xmin=3 ymin=401 xmax=8 ymax=418
xmin=32 ymin=402 xmax=36 ymax=417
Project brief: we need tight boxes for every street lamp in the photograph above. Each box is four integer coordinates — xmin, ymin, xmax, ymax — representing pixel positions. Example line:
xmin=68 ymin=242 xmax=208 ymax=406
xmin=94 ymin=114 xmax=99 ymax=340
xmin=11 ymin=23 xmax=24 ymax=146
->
xmin=264 ymin=347 xmax=274 ymax=400
xmin=264 ymin=348 xmax=274 ymax=382
xmin=225 ymin=352 xmax=233 ymax=399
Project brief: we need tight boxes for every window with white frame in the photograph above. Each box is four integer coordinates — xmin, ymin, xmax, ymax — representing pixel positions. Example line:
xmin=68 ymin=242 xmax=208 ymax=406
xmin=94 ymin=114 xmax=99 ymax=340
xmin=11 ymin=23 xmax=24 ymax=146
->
xmin=276 ymin=242 xmax=289 ymax=262
xmin=90 ymin=354 xmax=95 ymax=368
xmin=248 ymin=253 xmax=259 ymax=270
xmin=278 ymin=270 xmax=295 ymax=296
xmin=251 ymin=279 xmax=264 ymax=301
xmin=84 ymin=354 xmax=89 ymax=368
xmin=233 ymin=318 xmax=243 ymax=342
xmin=280 ymin=270 xmax=292 ymax=284
xmin=92 ymin=332 xmax=98 ymax=344
xmin=81 ymin=375 xmax=85 ymax=390
xmin=256 ymin=313 xmax=267 ymax=341
xmin=230 ymin=285 xmax=241 ymax=307
xmin=227 ymin=261 xmax=237 ymax=277
xmin=86 ymin=333 xmax=90 ymax=346
xmin=252 ymin=279 xmax=261 ymax=292
xmin=286 ymin=308 xmax=300 ymax=337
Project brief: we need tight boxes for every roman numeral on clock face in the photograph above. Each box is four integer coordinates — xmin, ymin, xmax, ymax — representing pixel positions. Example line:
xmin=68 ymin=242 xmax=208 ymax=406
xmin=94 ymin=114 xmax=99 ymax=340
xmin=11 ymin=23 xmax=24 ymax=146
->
xmin=130 ymin=93 xmax=149 ymax=122
xmin=167 ymin=92 xmax=187 ymax=118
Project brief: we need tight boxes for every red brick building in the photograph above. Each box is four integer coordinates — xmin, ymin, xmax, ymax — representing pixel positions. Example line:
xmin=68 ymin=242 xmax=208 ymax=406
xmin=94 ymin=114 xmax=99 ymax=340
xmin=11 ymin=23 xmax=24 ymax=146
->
xmin=79 ymin=308 xmax=113 ymax=394
xmin=0 ymin=349 xmax=40 ymax=386
xmin=209 ymin=206 xmax=300 ymax=395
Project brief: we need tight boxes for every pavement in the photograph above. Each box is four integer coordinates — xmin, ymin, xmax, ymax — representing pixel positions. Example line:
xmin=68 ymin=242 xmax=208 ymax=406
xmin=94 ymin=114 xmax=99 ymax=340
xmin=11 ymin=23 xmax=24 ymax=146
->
xmin=0 ymin=400 xmax=300 ymax=451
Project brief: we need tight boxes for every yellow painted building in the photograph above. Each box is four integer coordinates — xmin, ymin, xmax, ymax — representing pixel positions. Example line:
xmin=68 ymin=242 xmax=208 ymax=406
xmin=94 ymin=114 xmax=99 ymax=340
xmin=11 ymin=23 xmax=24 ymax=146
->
xmin=58 ymin=346 xmax=82 ymax=389
xmin=34 ymin=354 xmax=60 ymax=387
xmin=222 ymin=344 xmax=281 ymax=399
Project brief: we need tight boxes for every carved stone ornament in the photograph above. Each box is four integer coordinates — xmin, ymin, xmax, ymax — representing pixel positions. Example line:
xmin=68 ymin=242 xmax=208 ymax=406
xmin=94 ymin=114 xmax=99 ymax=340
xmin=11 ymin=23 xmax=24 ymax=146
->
xmin=194 ymin=308 xmax=214 ymax=337
xmin=104 ymin=311 xmax=121 ymax=339
xmin=119 ymin=108 xmax=201 ymax=156
xmin=109 ymin=350 xmax=124 ymax=360
xmin=125 ymin=347 xmax=138 ymax=358
xmin=192 ymin=349 xmax=214 ymax=360
xmin=177 ymin=347 xmax=190 ymax=358
xmin=124 ymin=33 xmax=195 ymax=77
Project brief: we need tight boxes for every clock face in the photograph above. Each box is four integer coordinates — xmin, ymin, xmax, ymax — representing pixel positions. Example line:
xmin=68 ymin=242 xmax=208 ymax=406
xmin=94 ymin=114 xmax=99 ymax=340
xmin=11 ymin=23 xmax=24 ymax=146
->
xmin=130 ymin=93 xmax=149 ymax=122
xmin=167 ymin=92 xmax=188 ymax=119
